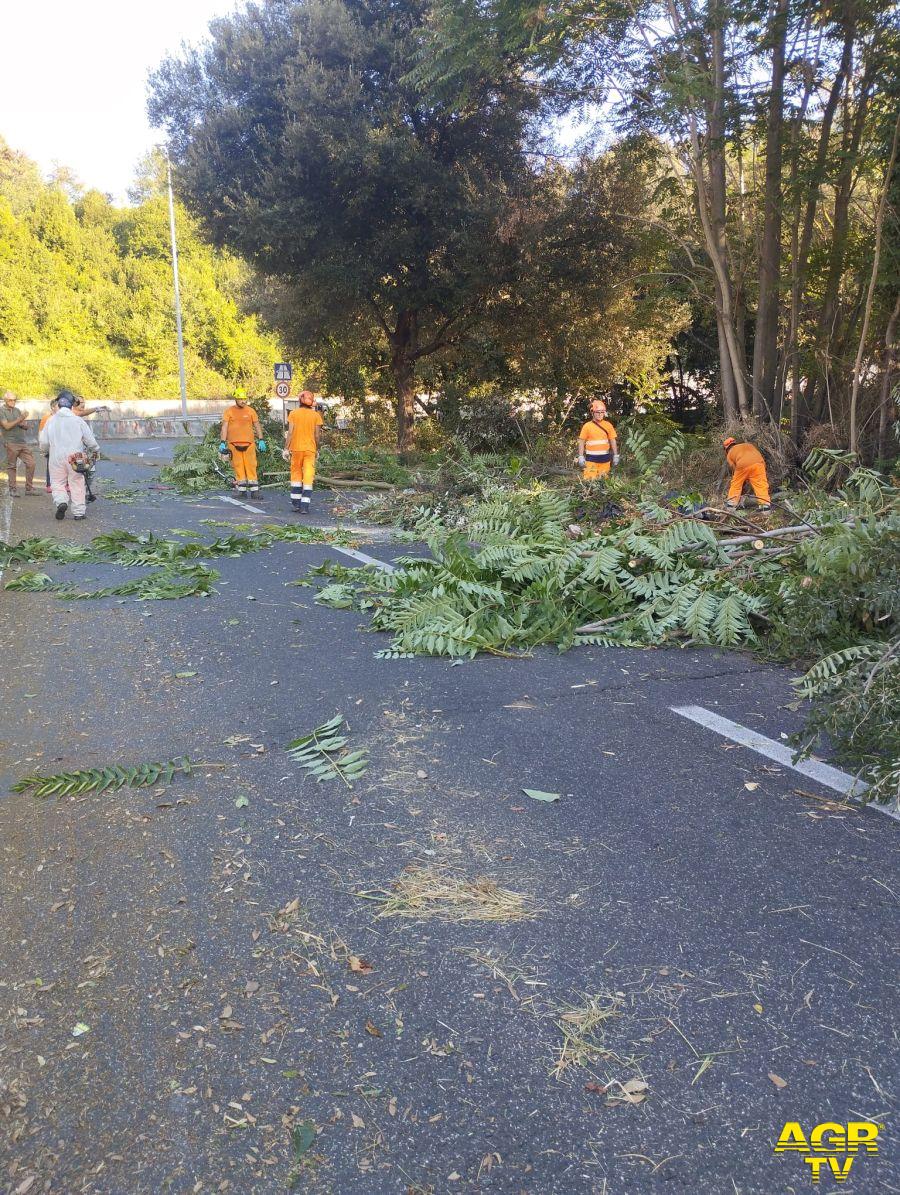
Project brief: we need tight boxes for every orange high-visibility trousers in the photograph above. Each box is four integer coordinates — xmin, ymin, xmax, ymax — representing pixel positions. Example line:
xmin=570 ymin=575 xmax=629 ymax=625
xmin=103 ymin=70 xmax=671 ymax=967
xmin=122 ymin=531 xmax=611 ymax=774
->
xmin=583 ymin=460 xmax=611 ymax=481
xmin=290 ymin=449 xmax=317 ymax=505
xmin=727 ymin=461 xmax=770 ymax=506
xmin=229 ymin=442 xmax=258 ymax=495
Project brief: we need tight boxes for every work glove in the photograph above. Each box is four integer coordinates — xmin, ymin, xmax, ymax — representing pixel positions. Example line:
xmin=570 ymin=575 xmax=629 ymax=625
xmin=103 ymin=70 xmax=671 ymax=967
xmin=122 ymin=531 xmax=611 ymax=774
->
xmin=257 ymin=439 xmax=267 ymax=452
xmin=613 ymin=453 xmax=620 ymax=467
xmin=218 ymin=441 xmax=228 ymax=454
xmin=281 ymin=448 xmax=291 ymax=462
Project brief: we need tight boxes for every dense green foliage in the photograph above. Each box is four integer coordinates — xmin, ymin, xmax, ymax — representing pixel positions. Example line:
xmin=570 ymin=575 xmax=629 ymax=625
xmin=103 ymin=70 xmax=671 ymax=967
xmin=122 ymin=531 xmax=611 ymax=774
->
xmin=0 ymin=142 xmax=281 ymax=397
xmin=795 ymin=641 xmax=899 ymax=805
xmin=423 ymin=0 xmax=900 ymax=454
xmin=149 ymin=0 xmax=687 ymax=450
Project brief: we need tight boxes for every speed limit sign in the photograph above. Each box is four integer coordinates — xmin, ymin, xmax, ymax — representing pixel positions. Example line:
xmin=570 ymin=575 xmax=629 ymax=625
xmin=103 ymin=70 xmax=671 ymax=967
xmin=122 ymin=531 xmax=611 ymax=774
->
xmin=275 ymin=381 xmax=290 ymax=399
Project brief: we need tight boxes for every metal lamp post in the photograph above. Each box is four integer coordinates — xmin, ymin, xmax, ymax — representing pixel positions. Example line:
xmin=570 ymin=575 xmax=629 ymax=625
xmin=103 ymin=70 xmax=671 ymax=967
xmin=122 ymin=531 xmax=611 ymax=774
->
xmin=166 ymin=157 xmax=189 ymax=417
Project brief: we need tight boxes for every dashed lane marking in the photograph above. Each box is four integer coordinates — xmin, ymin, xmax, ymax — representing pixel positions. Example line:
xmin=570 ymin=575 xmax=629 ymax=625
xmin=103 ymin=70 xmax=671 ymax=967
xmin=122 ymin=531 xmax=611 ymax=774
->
xmin=216 ymin=495 xmax=266 ymax=515
xmin=670 ymin=704 xmax=897 ymax=821
xmin=332 ymin=545 xmax=395 ymax=572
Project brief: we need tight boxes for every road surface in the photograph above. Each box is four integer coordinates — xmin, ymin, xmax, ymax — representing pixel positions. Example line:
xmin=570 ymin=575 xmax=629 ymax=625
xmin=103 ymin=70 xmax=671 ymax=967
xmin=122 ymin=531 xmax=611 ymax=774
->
xmin=1 ymin=444 xmax=897 ymax=1193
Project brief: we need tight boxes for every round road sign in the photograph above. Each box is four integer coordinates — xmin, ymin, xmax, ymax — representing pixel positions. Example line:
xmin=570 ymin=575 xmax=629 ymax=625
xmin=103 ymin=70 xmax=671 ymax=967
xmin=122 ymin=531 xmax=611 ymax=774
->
xmin=275 ymin=381 xmax=290 ymax=399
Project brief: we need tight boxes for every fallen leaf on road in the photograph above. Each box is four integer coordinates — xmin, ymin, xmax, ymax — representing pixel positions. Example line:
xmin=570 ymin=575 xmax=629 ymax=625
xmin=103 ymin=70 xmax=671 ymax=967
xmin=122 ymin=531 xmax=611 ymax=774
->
xmin=753 ymin=1003 xmax=764 ymax=1014
xmin=14 ymin=1177 xmax=36 ymax=1194
xmin=174 ymin=671 xmax=197 ymax=679
xmin=71 ymin=1022 xmax=90 ymax=1038
xmin=292 ymin=1121 xmax=316 ymax=1160
xmin=606 ymin=1077 xmax=648 ymax=1105
xmin=219 ymin=1005 xmax=233 ymax=1020
xmin=585 ymin=1081 xmax=608 ymax=1094
xmin=744 ymin=782 xmax=760 ymax=791
xmin=522 ymin=788 xmax=560 ymax=803
xmin=351 ymin=1112 xmax=366 ymax=1129
xmin=348 ymin=956 xmax=373 ymax=974
xmin=365 ymin=1020 xmax=383 ymax=1038
xmin=768 ymin=1071 xmax=787 ymax=1089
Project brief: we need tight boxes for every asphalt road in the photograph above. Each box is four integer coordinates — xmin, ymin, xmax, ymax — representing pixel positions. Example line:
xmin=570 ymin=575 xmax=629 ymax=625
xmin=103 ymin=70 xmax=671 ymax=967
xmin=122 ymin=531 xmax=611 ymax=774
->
xmin=1 ymin=444 xmax=897 ymax=1194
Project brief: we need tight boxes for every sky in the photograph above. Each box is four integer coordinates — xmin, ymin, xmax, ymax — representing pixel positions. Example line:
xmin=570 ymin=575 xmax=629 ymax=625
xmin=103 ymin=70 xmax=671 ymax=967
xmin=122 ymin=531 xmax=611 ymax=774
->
xmin=1 ymin=0 xmax=236 ymax=203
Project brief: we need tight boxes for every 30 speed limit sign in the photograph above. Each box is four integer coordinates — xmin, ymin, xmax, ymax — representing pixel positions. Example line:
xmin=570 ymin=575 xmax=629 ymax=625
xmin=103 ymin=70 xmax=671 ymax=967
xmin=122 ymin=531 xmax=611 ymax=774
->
xmin=275 ymin=381 xmax=290 ymax=398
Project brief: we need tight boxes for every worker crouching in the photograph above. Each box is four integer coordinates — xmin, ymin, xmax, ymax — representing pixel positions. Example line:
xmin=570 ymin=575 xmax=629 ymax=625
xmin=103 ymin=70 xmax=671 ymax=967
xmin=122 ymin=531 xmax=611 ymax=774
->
xmin=283 ymin=390 xmax=324 ymax=511
xmin=220 ymin=389 xmax=266 ymax=499
xmin=723 ymin=437 xmax=771 ymax=510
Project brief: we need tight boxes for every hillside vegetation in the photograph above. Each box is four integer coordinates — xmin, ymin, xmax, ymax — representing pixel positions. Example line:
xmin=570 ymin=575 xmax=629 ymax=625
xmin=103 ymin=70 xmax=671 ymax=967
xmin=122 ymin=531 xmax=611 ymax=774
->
xmin=0 ymin=141 xmax=280 ymax=398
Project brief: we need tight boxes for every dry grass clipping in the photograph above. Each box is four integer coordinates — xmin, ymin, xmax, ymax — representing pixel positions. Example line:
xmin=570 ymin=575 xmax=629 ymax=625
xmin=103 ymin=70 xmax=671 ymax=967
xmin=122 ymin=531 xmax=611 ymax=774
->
xmin=363 ymin=865 xmax=537 ymax=924
xmin=552 ymin=994 xmax=624 ymax=1080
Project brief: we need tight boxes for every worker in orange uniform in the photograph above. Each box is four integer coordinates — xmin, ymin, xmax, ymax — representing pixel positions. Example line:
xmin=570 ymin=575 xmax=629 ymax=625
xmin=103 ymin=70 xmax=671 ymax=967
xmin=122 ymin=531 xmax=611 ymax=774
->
xmin=219 ymin=389 xmax=265 ymax=499
xmin=723 ymin=437 xmax=771 ymax=510
xmin=283 ymin=390 xmax=324 ymax=511
xmin=577 ymin=400 xmax=619 ymax=480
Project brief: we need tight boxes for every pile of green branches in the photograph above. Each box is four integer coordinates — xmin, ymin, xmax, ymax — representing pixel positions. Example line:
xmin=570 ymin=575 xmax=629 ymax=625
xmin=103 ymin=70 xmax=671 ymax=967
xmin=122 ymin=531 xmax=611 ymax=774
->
xmin=317 ymin=444 xmax=414 ymax=486
xmin=159 ymin=430 xmax=228 ymax=493
xmin=319 ymin=487 xmax=766 ymax=655
xmin=317 ymin=463 xmax=899 ymax=804
xmin=0 ymin=524 xmax=350 ymax=571
xmin=5 ymin=564 xmax=219 ymax=601
xmin=160 ymin=425 xmax=414 ymax=494
xmin=1 ymin=523 xmax=352 ymax=602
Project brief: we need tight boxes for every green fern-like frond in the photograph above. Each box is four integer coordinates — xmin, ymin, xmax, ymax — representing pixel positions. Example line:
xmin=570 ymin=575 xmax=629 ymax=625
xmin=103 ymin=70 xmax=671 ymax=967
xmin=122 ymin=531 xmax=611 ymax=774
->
xmin=286 ymin=715 xmax=369 ymax=787
xmin=12 ymin=758 xmax=193 ymax=798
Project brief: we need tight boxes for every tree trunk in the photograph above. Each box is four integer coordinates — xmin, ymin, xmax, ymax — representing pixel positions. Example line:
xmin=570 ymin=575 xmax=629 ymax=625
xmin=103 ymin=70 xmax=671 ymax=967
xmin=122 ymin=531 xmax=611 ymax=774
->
xmin=716 ymin=312 xmax=739 ymax=421
xmin=704 ymin=14 xmax=750 ymax=419
xmin=751 ymin=0 xmax=789 ymax=423
xmin=806 ymin=62 xmax=874 ymax=423
xmin=787 ymin=22 xmax=854 ymax=444
xmin=849 ymin=108 xmax=900 ymax=456
xmin=390 ymin=309 xmax=418 ymax=457
xmin=877 ymin=294 xmax=900 ymax=460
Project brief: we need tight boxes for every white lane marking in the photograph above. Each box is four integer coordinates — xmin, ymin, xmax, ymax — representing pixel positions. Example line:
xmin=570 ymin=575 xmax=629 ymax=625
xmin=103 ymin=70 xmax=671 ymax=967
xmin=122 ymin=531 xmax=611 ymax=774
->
xmin=208 ymin=504 xmax=396 ymax=571
xmin=670 ymin=705 xmax=898 ymax=821
xmin=333 ymin=546 xmax=395 ymax=572
xmin=217 ymin=495 xmax=266 ymax=515
xmin=0 ymin=497 xmax=12 ymax=581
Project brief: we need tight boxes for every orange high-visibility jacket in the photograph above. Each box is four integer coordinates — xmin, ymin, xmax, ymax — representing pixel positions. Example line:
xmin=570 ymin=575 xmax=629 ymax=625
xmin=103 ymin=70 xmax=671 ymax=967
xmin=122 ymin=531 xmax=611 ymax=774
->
xmin=579 ymin=418 xmax=617 ymax=462
xmin=287 ymin=406 xmax=324 ymax=453
xmin=222 ymin=404 xmax=257 ymax=445
xmin=725 ymin=442 xmax=765 ymax=472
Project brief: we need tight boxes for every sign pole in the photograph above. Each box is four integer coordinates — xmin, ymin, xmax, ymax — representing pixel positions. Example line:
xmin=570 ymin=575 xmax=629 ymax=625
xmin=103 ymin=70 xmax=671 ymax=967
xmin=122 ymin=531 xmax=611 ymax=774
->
xmin=167 ymin=158 xmax=189 ymax=418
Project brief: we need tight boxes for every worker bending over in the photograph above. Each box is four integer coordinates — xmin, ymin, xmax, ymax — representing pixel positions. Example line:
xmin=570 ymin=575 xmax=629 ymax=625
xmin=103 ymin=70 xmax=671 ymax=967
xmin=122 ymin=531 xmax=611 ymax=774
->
xmin=578 ymin=400 xmax=619 ymax=480
xmin=722 ymin=437 xmax=771 ymax=510
xmin=220 ymin=389 xmax=265 ymax=499
xmin=283 ymin=390 xmax=324 ymax=511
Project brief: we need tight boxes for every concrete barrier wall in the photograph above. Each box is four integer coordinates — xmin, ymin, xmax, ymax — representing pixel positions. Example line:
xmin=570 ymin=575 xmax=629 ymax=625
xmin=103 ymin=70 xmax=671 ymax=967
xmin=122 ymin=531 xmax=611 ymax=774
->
xmin=14 ymin=398 xmax=239 ymax=419
xmin=17 ymin=415 xmax=218 ymax=441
